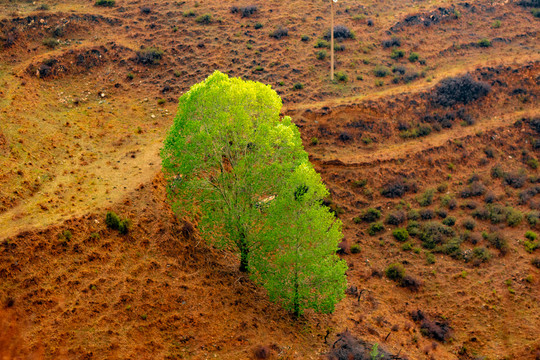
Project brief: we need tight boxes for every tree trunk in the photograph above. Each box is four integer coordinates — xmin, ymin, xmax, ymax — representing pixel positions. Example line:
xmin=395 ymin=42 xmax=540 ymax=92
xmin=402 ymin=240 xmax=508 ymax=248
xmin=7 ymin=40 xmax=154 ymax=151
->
xmin=293 ymin=271 xmax=300 ymax=317
xmin=238 ymin=230 xmax=249 ymax=272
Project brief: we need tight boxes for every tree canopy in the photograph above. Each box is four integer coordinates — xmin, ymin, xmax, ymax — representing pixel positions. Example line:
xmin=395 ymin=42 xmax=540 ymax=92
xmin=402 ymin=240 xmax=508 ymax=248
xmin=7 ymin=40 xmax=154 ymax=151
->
xmin=161 ymin=70 xmax=346 ymax=315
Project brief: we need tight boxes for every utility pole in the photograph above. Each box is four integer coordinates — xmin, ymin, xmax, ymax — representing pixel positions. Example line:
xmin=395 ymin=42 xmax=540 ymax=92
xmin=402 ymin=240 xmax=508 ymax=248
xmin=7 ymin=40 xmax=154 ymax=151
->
xmin=331 ymin=0 xmax=336 ymax=81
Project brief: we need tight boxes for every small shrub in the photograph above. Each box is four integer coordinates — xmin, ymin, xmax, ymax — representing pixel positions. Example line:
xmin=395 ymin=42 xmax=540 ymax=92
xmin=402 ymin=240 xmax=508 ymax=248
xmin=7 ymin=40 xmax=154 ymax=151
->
xmin=528 ymin=158 xmax=539 ymax=169
xmin=441 ymin=195 xmax=457 ymax=209
xmin=420 ymin=209 xmax=435 ymax=220
xmin=408 ymin=52 xmax=419 ymax=62
xmin=95 ymin=0 xmax=115 ymax=6
xmin=432 ymin=74 xmax=491 ymax=107
xmin=293 ymin=83 xmax=303 ymax=90
xmin=426 ymin=252 xmax=436 ymax=264
xmin=270 ymin=27 xmax=289 ymax=39
xmin=462 ymin=218 xmax=476 ymax=230
xmin=532 ymin=258 xmax=540 ymax=269
xmin=127 ymin=72 xmax=135 ymax=80
xmin=350 ymin=244 xmax=361 ymax=254
xmin=140 ymin=6 xmax=151 ymax=14
xmin=470 ymin=247 xmax=492 ymax=265
xmin=526 ymin=231 xmax=538 ymax=241
xmin=436 ymin=209 xmax=448 ymax=219
xmin=478 ymin=38 xmax=492 ymax=47
xmin=442 ymin=216 xmax=456 ymax=226
xmin=157 ymin=98 xmax=166 ymax=105
xmin=359 ymin=208 xmax=381 ymax=222
xmin=105 ymin=211 xmax=121 ymax=230
xmin=420 ymin=221 xmax=455 ymax=249
xmin=393 ymin=228 xmax=409 ymax=242
xmin=382 ymin=36 xmax=401 ymax=48
xmin=504 ymin=170 xmax=527 ymax=188
xmin=524 ymin=240 xmax=539 ymax=253
xmin=506 ymin=207 xmax=523 ymax=227
xmin=385 ymin=211 xmax=406 ymax=225
xmin=483 ymin=231 xmax=508 ymax=254
xmin=400 ymin=275 xmax=421 ymax=291
xmin=42 ymin=37 xmax=60 ymax=48
xmin=374 ymin=65 xmax=390 ymax=77
xmin=310 ymin=137 xmax=319 ymax=145
xmin=136 ymin=47 xmax=164 ymax=65
xmin=406 ymin=221 xmax=421 ymax=237
xmin=385 ymin=263 xmax=405 ymax=281
xmin=353 ymin=179 xmax=367 ymax=188
xmin=183 ymin=10 xmax=196 ymax=17
xmin=254 ymin=22 xmax=263 ymax=29
xmin=527 ymin=211 xmax=539 ymax=226
xmin=408 ymin=209 xmax=420 ymax=221
xmin=401 ymin=241 xmax=413 ymax=251
xmin=417 ymin=189 xmax=435 ymax=207
xmin=335 ymin=71 xmax=348 ymax=82
xmin=492 ymin=20 xmax=501 ymax=28
xmin=324 ymin=25 xmax=355 ymax=40
xmin=381 ymin=178 xmax=416 ymax=198
xmin=390 ymin=49 xmax=405 ymax=59
xmin=368 ymin=222 xmax=384 ymax=236
xmin=195 ymin=14 xmax=213 ymax=24
xmin=460 ymin=181 xmax=486 ymax=198
xmin=314 ymin=39 xmax=330 ymax=48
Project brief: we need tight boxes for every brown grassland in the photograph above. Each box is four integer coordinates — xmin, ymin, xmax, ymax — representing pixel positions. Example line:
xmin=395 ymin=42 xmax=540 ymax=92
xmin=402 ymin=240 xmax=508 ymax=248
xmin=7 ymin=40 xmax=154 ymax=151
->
xmin=0 ymin=0 xmax=539 ymax=359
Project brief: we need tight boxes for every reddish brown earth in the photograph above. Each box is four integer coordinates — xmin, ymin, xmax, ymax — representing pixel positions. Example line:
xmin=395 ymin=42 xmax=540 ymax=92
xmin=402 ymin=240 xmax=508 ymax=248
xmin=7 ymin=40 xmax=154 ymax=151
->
xmin=0 ymin=0 xmax=539 ymax=359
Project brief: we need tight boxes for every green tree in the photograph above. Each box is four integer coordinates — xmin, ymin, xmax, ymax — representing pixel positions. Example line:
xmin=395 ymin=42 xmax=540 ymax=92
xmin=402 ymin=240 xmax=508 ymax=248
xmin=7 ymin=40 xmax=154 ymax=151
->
xmin=250 ymin=163 xmax=347 ymax=316
xmin=161 ymin=71 xmax=347 ymax=315
xmin=161 ymin=71 xmax=307 ymax=272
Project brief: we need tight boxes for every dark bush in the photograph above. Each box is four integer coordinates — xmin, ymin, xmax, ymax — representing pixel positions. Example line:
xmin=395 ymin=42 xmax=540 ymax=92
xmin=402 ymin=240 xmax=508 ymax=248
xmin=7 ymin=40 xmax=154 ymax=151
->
xmin=484 ymin=191 xmax=496 ymax=204
xmin=118 ymin=219 xmax=130 ymax=235
xmin=432 ymin=74 xmax=491 ymax=107
xmin=368 ymin=222 xmax=384 ymax=236
xmin=381 ymin=177 xmax=415 ymax=198
xmin=462 ymin=218 xmax=476 ymax=230
xmin=420 ymin=222 xmax=455 ymax=249
xmin=385 ymin=210 xmax=406 ymax=225
xmin=407 ymin=221 xmax=421 ymax=237
xmin=470 ymin=247 xmax=492 ymax=265
xmin=105 ymin=211 xmax=121 ymax=230
xmin=472 ymin=207 xmax=489 ymax=220
xmin=385 ymin=263 xmax=405 ymax=281
xmin=382 ymin=36 xmax=401 ymax=48
xmin=436 ymin=209 xmax=448 ymax=219
xmin=373 ymin=65 xmax=390 ymax=78
xmin=400 ymin=275 xmax=421 ymax=291
xmin=140 ymin=6 xmax=151 ymax=14
xmin=504 ymin=171 xmax=527 ymax=189
xmin=338 ymin=132 xmax=352 ymax=142
xmin=95 ymin=0 xmax=115 ymax=6
xmin=491 ymin=164 xmax=504 ymax=178
xmin=442 ymin=216 xmax=456 ymax=226
xmin=460 ymin=181 xmax=486 ymax=198
xmin=324 ymin=25 xmax=355 ymax=40
xmin=506 ymin=207 xmax=523 ymax=227
xmin=254 ymin=345 xmax=271 ymax=359
xmin=270 ymin=27 xmax=289 ymax=39
xmin=407 ymin=209 xmax=420 ymax=221
xmin=527 ymin=211 xmax=539 ymax=226
xmin=232 ymin=5 xmax=258 ymax=17
xmin=434 ymin=237 xmax=463 ymax=259
xmin=327 ymin=330 xmax=393 ymax=360
xmin=136 ymin=47 xmax=163 ymax=65
xmin=483 ymin=231 xmax=508 ymax=254
xmin=463 ymin=200 xmax=478 ymax=210
xmin=532 ymin=258 xmax=540 ymax=269
xmin=410 ymin=310 xmax=452 ymax=342
xmin=358 ymin=208 xmax=381 ymax=222
xmin=367 ymin=19 xmax=374 ymax=26
xmin=420 ymin=209 xmax=435 ymax=220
